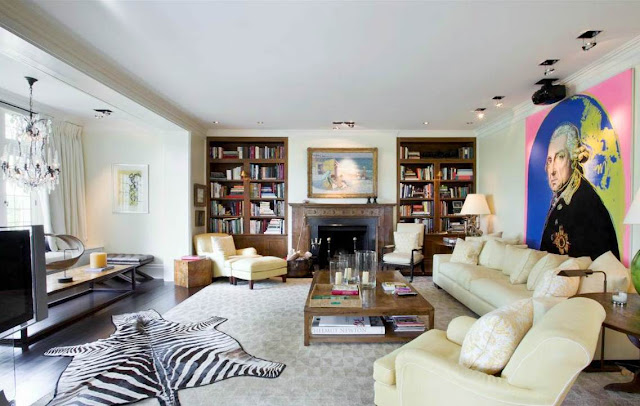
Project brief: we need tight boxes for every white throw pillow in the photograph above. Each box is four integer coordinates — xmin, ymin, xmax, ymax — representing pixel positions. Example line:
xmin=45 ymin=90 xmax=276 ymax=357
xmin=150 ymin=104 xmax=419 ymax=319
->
xmin=526 ymin=253 xmax=568 ymax=290
xmin=533 ymin=264 xmax=580 ymax=298
xmin=393 ymin=232 xmax=420 ymax=253
xmin=500 ymin=245 xmax=533 ymax=275
xmin=478 ymin=240 xmax=527 ymax=270
xmin=450 ymin=238 xmax=484 ymax=265
xmin=566 ymin=256 xmax=593 ymax=270
xmin=459 ymin=299 xmax=533 ymax=374
xmin=578 ymin=251 xmax=630 ymax=294
xmin=211 ymin=235 xmax=236 ymax=258
xmin=507 ymin=248 xmax=547 ymax=284
xmin=532 ymin=297 xmax=566 ymax=325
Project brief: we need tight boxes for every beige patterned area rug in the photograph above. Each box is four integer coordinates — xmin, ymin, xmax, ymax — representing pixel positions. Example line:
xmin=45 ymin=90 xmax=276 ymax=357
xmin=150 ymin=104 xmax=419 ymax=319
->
xmin=39 ymin=276 xmax=638 ymax=405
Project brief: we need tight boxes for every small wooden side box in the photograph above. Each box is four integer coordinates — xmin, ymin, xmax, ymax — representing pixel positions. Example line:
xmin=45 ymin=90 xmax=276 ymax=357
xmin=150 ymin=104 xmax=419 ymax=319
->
xmin=174 ymin=259 xmax=212 ymax=288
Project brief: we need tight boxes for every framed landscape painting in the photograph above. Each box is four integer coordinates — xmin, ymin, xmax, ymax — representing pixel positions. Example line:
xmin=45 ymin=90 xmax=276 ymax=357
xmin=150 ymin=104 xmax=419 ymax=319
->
xmin=307 ymin=148 xmax=378 ymax=198
xmin=112 ymin=164 xmax=149 ymax=214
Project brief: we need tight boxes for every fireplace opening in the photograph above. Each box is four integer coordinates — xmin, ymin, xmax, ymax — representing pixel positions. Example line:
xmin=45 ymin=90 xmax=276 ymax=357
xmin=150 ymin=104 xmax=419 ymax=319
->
xmin=316 ymin=225 xmax=367 ymax=268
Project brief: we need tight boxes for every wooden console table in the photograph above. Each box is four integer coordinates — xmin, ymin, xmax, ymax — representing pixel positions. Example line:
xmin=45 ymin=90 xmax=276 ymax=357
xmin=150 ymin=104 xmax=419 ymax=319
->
xmin=9 ymin=264 xmax=136 ymax=349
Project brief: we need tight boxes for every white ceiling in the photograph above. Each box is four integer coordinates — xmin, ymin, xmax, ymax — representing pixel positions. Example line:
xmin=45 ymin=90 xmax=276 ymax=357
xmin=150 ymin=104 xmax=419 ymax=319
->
xmin=26 ymin=0 xmax=640 ymax=130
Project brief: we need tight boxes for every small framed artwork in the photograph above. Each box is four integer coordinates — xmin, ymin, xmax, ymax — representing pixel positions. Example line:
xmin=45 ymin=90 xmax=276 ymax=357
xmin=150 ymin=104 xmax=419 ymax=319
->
xmin=194 ymin=184 xmax=207 ymax=207
xmin=452 ymin=201 xmax=463 ymax=214
xmin=307 ymin=148 xmax=378 ymax=198
xmin=195 ymin=210 xmax=206 ymax=227
xmin=112 ymin=164 xmax=149 ymax=214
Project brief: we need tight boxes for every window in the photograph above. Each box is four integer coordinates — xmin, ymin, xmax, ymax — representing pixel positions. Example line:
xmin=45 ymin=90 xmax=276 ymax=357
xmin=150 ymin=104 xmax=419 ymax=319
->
xmin=1 ymin=111 xmax=33 ymax=227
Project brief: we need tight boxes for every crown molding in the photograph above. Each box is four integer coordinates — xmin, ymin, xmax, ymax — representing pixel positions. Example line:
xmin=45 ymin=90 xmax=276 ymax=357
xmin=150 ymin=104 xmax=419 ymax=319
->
xmin=0 ymin=1 xmax=207 ymax=136
xmin=475 ymin=35 xmax=640 ymax=138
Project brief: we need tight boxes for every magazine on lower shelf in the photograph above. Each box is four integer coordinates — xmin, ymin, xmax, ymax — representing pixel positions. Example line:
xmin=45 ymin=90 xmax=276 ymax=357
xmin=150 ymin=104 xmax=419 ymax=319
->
xmin=311 ymin=316 xmax=385 ymax=335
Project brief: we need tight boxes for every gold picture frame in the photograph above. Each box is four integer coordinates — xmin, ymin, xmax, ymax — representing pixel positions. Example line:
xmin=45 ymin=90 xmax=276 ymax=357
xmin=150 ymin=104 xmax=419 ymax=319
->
xmin=307 ymin=148 xmax=378 ymax=198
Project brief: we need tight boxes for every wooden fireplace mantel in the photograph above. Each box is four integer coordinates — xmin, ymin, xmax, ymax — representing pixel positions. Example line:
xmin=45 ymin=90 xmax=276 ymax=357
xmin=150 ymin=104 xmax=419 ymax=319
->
xmin=290 ymin=203 xmax=395 ymax=256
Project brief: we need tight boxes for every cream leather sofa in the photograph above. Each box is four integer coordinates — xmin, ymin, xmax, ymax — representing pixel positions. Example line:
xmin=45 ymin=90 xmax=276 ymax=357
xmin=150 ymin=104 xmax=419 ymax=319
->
xmin=374 ymin=297 xmax=605 ymax=406
xmin=433 ymin=251 xmax=638 ymax=360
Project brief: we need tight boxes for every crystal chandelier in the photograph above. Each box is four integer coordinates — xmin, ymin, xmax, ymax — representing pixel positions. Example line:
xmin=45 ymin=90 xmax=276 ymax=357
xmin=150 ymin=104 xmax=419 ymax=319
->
xmin=1 ymin=77 xmax=60 ymax=192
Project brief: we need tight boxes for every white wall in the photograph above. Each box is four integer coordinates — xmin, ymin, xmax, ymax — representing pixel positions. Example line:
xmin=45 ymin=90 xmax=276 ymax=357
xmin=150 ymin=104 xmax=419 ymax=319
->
xmin=477 ymin=60 xmax=640 ymax=264
xmin=208 ymin=129 xmax=474 ymax=250
xmin=83 ymin=119 xmax=191 ymax=279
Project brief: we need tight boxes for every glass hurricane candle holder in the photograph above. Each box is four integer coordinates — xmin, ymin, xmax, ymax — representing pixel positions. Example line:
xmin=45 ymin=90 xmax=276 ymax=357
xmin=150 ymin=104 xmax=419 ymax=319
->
xmin=330 ymin=259 xmax=346 ymax=285
xmin=356 ymin=250 xmax=377 ymax=289
xmin=339 ymin=253 xmax=357 ymax=284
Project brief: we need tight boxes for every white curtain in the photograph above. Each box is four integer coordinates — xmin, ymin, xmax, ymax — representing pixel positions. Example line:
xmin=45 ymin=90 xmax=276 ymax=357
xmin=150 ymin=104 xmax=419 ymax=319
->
xmin=39 ymin=121 xmax=87 ymax=243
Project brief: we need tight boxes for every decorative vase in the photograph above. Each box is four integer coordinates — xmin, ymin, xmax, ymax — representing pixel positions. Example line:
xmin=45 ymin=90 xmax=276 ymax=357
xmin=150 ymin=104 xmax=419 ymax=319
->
xmin=330 ymin=259 xmax=346 ymax=285
xmin=339 ymin=253 xmax=358 ymax=284
xmin=630 ymin=250 xmax=640 ymax=294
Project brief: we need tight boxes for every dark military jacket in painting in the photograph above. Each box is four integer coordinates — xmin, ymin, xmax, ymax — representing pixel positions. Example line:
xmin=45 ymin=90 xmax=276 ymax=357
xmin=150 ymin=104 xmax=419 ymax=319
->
xmin=540 ymin=170 xmax=620 ymax=260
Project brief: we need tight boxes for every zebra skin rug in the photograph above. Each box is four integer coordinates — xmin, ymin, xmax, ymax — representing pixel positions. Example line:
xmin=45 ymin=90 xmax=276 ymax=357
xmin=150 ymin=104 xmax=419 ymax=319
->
xmin=44 ymin=310 xmax=285 ymax=406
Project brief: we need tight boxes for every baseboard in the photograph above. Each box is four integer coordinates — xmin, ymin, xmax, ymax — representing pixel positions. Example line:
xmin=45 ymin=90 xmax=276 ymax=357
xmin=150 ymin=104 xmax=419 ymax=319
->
xmin=138 ymin=264 xmax=164 ymax=279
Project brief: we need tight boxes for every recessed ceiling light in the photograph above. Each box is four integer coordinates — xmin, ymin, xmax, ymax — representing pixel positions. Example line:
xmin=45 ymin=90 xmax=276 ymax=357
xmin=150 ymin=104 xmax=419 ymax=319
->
xmin=332 ymin=121 xmax=356 ymax=128
xmin=466 ymin=122 xmax=474 ymax=125
xmin=578 ymin=30 xmax=602 ymax=51
xmin=492 ymin=96 xmax=504 ymax=108
xmin=212 ymin=121 xmax=219 ymax=124
xmin=93 ymin=109 xmax=112 ymax=119
xmin=474 ymin=108 xmax=486 ymax=120
xmin=257 ymin=121 xmax=264 ymax=125
xmin=423 ymin=121 xmax=429 ymax=125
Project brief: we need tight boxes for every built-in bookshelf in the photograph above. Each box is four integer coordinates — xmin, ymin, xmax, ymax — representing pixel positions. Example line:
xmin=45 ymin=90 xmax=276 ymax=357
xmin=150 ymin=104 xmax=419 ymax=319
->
xmin=207 ymin=137 xmax=288 ymax=257
xmin=396 ymin=137 xmax=476 ymax=273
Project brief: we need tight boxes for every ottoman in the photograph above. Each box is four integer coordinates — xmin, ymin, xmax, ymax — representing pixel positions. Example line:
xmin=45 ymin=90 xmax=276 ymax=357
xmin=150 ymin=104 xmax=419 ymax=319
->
xmin=107 ymin=253 xmax=155 ymax=280
xmin=230 ymin=256 xmax=287 ymax=289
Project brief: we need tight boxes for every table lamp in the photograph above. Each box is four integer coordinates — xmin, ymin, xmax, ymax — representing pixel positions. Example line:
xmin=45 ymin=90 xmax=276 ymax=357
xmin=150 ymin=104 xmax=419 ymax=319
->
xmin=623 ymin=188 xmax=640 ymax=294
xmin=460 ymin=194 xmax=491 ymax=236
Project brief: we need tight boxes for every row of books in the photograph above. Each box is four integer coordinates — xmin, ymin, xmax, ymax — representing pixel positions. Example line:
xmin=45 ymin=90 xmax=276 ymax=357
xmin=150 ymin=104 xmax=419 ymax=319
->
xmin=210 ymin=145 xmax=286 ymax=160
xmin=210 ymin=166 xmax=244 ymax=180
xmin=400 ymin=165 xmax=434 ymax=180
xmin=439 ymin=185 xmax=470 ymax=199
xmin=249 ymin=218 xmax=285 ymax=234
xmin=442 ymin=218 xmax=465 ymax=233
xmin=440 ymin=201 xmax=462 ymax=215
xmin=400 ymin=202 xmax=433 ymax=217
xmin=210 ymin=182 xmax=245 ymax=198
xmin=209 ymin=218 xmax=244 ymax=234
xmin=250 ymin=201 xmax=285 ymax=216
xmin=399 ymin=147 xmax=422 ymax=160
xmin=400 ymin=183 xmax=433 ymax=199
xmin=211 ymin=200 xmax=243 ymax=216
xmin=459 ymin=146 xmax=474 ymax=159
xmin=250 ymin=183 xmax=284 ymax=199
xmin=249 ymin=164 xmax=285 ymax=180
xmin=441 ymin=167 xmax=473 ymax=180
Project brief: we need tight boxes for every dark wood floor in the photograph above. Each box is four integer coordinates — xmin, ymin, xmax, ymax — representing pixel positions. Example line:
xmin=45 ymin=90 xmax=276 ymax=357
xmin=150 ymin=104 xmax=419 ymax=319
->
xmin=1 ymin=278 xmax=203 ymax=406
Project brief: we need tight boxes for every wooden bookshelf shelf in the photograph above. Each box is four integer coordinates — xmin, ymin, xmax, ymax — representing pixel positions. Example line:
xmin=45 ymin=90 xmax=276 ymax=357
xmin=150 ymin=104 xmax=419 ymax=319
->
xmin=397 ymin=137 xmax=476 ymax=275
xmin=207 ymin=137 xmax=288 ymax=257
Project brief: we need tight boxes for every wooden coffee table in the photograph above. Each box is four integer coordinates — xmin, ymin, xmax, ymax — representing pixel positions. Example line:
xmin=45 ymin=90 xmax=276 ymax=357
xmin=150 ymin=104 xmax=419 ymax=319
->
xmin=303 ymin=270 xmax=434 ymax=346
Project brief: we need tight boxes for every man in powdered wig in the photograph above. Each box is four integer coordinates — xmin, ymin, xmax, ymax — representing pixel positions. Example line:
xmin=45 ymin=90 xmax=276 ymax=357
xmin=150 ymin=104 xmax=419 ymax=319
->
xmin=540 ymin=123 xmax=619 ymax=259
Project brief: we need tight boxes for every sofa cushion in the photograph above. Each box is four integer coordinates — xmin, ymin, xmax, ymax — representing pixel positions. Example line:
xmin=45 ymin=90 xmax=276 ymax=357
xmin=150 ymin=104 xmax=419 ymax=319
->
xmin=478 ymin=240 xmax=527 ymax=270
xmin=373 ymin=329 xmax=461 ymax=386
xmin=211 ymin=235 xmax=236 ymax=258
xmin=469 ymin=278 xmax=533 ymax=309
xmin=533 ymin=266 xmax=580 ymax=298
xmin=450 ymin=238 xmax=484 ymax=265
xmin=564 ymin=256 xmax=592 ymax=270
xmin=383 ymin=251 xmax=423 ymax=265
xmin=526 ymin=253 xmax=569 ymax=290
xmin=459 ymin=298 xmax=533 ymax=374
xmin=578 ymin=251 xmax=629 ymax=294
xmin=508 ymin=248 xmax=547 ymax=284
xmin=393 ymin=231 xmax=420 ymax=253
xmin=439 ymin=262 xmax=503 ymax=290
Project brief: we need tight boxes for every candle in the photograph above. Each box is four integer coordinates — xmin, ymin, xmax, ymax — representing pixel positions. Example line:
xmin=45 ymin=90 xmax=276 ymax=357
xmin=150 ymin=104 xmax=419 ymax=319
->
xmin=344 ymin=268 xmax=351 ymax=280
xmin=90 ymin=252 xmax=107 ymax=268
xmin=335 ymin=271 xmax=343 ymax=285
xmin=362 ymin=271 xmax=369 ymax=284
xmin=619 ymin=292 xmax=628 ymax=302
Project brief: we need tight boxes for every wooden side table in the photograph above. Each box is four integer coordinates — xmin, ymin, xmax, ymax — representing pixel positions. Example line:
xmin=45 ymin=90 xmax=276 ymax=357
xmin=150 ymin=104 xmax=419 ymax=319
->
xmin=578 ymin=292 xmax=640 ymax=393
xmin=174 ymin=258 xmax=212 ymax=288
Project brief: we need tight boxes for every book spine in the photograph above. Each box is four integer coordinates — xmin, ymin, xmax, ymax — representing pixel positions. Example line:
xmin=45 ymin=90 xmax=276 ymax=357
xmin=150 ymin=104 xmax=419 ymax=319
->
xmin=311 ymin=326 xmax=385 ymax=335
xmin=330 ymin=290 xmax=359 ymax=295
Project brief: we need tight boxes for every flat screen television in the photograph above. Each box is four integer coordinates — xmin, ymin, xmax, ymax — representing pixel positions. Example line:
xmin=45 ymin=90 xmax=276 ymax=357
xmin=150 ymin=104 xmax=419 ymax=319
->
xmin=0 ymin=225 xmax=48 ymax=336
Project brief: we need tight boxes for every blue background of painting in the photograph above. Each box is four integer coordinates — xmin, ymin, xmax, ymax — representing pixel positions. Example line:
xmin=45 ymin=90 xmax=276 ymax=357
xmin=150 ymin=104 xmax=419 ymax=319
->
xmin=526 ymin=95 xmax=613 ymax=248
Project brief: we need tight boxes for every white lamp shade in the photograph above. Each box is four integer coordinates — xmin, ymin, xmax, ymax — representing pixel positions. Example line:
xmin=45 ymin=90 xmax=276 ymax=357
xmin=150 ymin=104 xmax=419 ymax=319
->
xmin=460 ymin=194 xmax=491 ymax=215
xmin=624 ymin=188 xmax=640 ymax=224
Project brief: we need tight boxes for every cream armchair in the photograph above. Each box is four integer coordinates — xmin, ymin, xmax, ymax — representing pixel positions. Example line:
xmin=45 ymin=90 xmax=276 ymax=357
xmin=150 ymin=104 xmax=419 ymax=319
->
xmin=193 ymin=233 xmax=258 ymax=278
xmin=374 ymin=297 xmax=605 ymax=406
xmin=382 ymin=223 xmax=425 ymax=282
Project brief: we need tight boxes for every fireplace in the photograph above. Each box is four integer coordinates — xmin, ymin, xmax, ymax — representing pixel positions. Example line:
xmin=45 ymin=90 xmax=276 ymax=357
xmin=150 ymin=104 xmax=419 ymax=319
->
xmin=290 ymin=203 xmax=395 ymax=270
xmin=310 ymin=218 xmax=377 ymax=268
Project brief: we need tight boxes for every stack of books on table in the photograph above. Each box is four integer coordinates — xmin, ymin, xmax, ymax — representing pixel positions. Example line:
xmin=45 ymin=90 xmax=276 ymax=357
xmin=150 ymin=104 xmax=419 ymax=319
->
xmin=311 ymin=316 xmax=385 ymax=335
xmin=331 ymin=284 xmax=359 ymax=295
xmin=382 ymin=282 xmax=416 ymax=296
xmin=387 ymin=316 xmax=426 ymax=333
